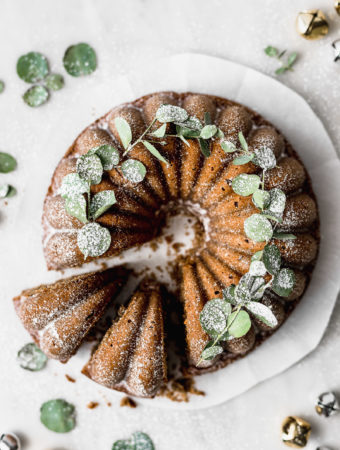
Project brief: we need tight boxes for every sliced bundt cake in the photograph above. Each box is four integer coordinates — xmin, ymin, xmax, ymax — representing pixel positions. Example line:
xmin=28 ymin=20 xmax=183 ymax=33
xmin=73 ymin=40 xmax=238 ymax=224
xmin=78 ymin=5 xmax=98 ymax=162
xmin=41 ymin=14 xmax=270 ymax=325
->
xmin=82 ymin=279 xmax=167 ymax=398
xmin=13 ymin=267 xmax=128 ymax=362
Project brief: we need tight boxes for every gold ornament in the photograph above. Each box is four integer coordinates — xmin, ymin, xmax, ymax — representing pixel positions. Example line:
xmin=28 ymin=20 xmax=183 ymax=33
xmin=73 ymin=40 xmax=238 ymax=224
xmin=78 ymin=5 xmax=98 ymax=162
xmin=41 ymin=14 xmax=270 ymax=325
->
xmin=281 ymin=416 xmax=311 ymax=448
xmin=335 ymin=1 xmax=340 ymax=15
xmin=296 ymin=10 xmax=329 ymax=40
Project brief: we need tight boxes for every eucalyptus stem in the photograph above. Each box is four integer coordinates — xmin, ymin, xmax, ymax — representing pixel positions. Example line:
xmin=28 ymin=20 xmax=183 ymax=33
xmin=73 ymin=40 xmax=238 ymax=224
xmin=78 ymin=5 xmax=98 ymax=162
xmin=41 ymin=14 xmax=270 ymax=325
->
xmin=123 ymin=118 xmax=157 ymax=156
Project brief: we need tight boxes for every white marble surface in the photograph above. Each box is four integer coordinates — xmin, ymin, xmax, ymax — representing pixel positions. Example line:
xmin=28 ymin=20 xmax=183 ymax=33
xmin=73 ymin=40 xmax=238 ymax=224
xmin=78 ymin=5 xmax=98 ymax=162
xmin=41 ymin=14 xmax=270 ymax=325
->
xmin=1 ymin=1 xmax=340 ymax=449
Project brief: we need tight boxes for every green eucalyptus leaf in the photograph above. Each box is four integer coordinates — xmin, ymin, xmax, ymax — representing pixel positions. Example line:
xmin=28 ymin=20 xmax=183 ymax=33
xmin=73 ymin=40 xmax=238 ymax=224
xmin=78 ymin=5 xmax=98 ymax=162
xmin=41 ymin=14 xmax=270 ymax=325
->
xmin=6 ymin=185 xmax=17 ymax=197
xmin=249 ymin=260 xmax=267 ymax=277
xmin=23 ymin=85 xmax=49 ymax=107
xmin=17 ymin=343 xmax=47 ymax=371
xmin=64 ymin=194 xmax=88 ymax=224
xmin=227 ymin=310 xmax=251 ymax=338
xmin=245 ymin=302 xmax=278 ymax=328
xmin=201 ymin=342 xmax=224 ymax=360
xmin=215 ymin=128 xmax=224 ymax=139
xmin=63 ymin=43 xmax=97 ymax=77
xmin=287 ymin=52 xmax=297 ymax=67
xmin=40 ymin=399 xmax=76 ymax=433
xmin=155 ymin=104 xmax=188 ymax=123
xmin=0 ymin=152 xmax=17 ymax=173
xmin=252 ymin=189 xmax=271 ymax=209
xmin=198 ymin=138 xmax=210 ymax=157
xmin=272 ymin=232 xmax=296 ymax=241
xmin=232 ymin=154 xmax=254 ymax=165
xmin=251 ymin=250 xmax=263 ymax=262
xmin=268 ymin=188 xmax=286 ymax=216
xmin=272 ymin=268 xmax=295 ymax=297
xmin=253 ymin=146 xmax=276 ymax=170
xmin=151 ymin=123 xmax=167 ymax=138
xmin=200 ymin=124 xmax=217 ymax=139
xmin=59 ymin=173 xmax=89 ymax=199
xmin=244 ymin=213 xmax=273 ymax=242
xmin=177 ymin=116 xmax=202 ymax=131
xmin=204 ymin=111 xmax=212 ymax=125
xmin=89 ymin=145 xmax=120 ymax=170
xmin=132 ymin=431 xmax=155 ymax=450
xmin=17 ymin=52 xmax=49 ymax=83
xmin=200 ymin=298 xmax=231 ymax=337
xmin=275 ymin=67 xmax=287 ymax=75
xmin=45 ymin=73 xmax=64 ymax=91
xmin=250 ymin=276 xmax=267 ymax=300
xmin=121 ymin=159 xmax=146 ymax=183
xmin=222 ymin=285 xmax=237 ymax=305
xmin=77 ymin=222 xmax=111 ymax=259
xmin=76 ymin=153 xmax=103 ymax=185
xmin=176 ymin=125 xmax=200 ymax=138
xmin=238 ymin=132 xmax=248 ymax=151
xmin=264 ymin=46 xmax=279 ymax=57
xmin=0 ymin=80 xmax=5 ymax=93
xmin=221 ymin=140 xmax=237 ymax=153
xmin=112 ymin=440 xmax=133 ymax=450
xmin=142 ymin=140 xmax=168 ymax=165
xmin=234 ymin=274 xmax=253 ymax=303
xmin=114 ymin=117 xmax=132 ymax=150
xmin=0 ymin=184 xmax=9 ymax=198
xmin=263 ymin=244 xmax=281 ymax=275
xmin=89 ymin=190 xmax=116 ymax=220
xmin=261 ymin=212 xmax=282 ymax=223
xmin=232 ymin=174 xmax=261 ymax=197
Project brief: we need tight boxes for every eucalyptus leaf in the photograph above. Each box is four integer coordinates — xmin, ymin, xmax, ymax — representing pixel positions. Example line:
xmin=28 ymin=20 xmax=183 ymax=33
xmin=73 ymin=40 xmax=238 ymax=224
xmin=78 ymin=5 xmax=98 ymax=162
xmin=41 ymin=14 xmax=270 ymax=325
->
xmin=227 ymin=310 xmax=251 ymax=338
xmin=200 ymin=124 xmax=217 ymax=139
xmin=0 ymin=184 xmax=9 ymax=198
xmin=244 ymin=213 xmax=273 ymax=242
xmin=245 ymin=302 xmax=278 ymax=328
xmin=253 ymin=146 xmax=276 ymax=170
xmin=132 ymin=431 xmax=155 ymax=450
xmin=201 ymin=342 xmax=224 ymax=360
xmin=17 ymin=52 xmax=49 ymax=83
xmin=251 ymin=250 xmax=263 ymax=262
xmin=221 ymin=140 xmax=237 ymax=153
xmin=287 ymin=52 xmax=297 ymax=67
xmin=64 ymin=194 xmax=88 ymax=224
xmin=275 ymin=67 xmax=287 ymax=75
xmin=232 ymin=174 xmax=261 ymax=196
xmin=263 ymin=244 xmax=281 ymax=275
xmin=222 ymin=285 xmax=237 ymax=305
xmin=59 ymin=173 xmax=89 ymax=199
xmin=40 ymin=399 xmax=76 ymax=433
xmin=272 ymin=232 xmax=296 ymax=241
xmin=238 ymin=132 xmax=248 ymax=151
xmin=200 ymin=298 xmax=231 ymax=336
xmin=176 ymin=125 xmax=200 ymax=138
xmin=114 ymin=117 xmax=132 ymax=150
xmin=142 ymin=140 xmax=168 ymax=165
xmin=215 ymin=128 xmax=224 ymax=139
xmin=45 ymin=73 xmax=64 ymax=91
xmin=63 ymin=43 xmax=97 ymax=77
xmin=198 ymin=138 xmax=210 ymax=157
xmin=232 ymin=154 xmax=254 ymax=165
xmin=17 ymin=343 xmax=47 ymax=371
xmin=6 ymin=185 xmax=17 ymax=197
xmin=90 ymin=145 xmax=120 ymax=170
xmin=76 ymin=153 xmax=103 ymax=185
xmin=0 ymin=80 xmax=4 ymax=93
xmin=77 ymin=222 xmax=111 ymax=259
xmin=250 ymin=276 xmax=267 ymax=300
xmin=252 ymin=189 xmax=270 ymax=209
xmin=89 ymin=190 xmax=116 ymax=220
xmin=121 ymin=159 xmax=146 ymax=183
xmin=204 ymin=112 xmax=212 ymax=125
xmin=177 ymin=116 xmax=202 ymax=131
xmin=272 ymin=268 xmax=295 ymax=297
xmin=155 ymin=104 xmax=188 ymax=123
xmin=264 ymin=46 xmax=279 ymax=57
xmin=0 ymin=152 xmax=17 ymax=173
xmin=268 ymin=188 xmax=286 ymax=215
xmin=23 ymin=85 xmax=49 ymax=107
xmin=112 ymin=440 xmax=134 ymax=450
xmin=249 ymin=260 xmax=267 ymax=277
xmin=234 ymin=274 xmax=253 ymax=303
xmin=151 ymin=123 xmax=166 ymax=138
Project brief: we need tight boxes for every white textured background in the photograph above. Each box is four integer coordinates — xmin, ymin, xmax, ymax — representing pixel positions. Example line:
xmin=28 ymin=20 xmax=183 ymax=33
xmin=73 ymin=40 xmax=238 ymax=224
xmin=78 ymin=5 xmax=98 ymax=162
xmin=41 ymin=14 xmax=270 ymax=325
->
xmin=1 ymin=1 xmax=340 ymax=449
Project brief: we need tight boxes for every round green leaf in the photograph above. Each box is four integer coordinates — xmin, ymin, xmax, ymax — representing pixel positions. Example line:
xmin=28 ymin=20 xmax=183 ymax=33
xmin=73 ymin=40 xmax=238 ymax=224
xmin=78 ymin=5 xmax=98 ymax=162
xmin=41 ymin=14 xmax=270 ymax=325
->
xmin=114 ymin=117 xmax=132 ymax=150
xmin=77 ymin=222 xmax=111 ymax=258
xmin=253 ymin=146 xmax=276 ymax=170
xmin=133 ymin=431 xmax=155 ymax=450
xmin=227 ymin=310 xmax=251 ymax=338
xmin=45 ymin=73 xmax=64 ymax=91
xmin=272 ymin=268 xmax=295 ymax=297
xmin=156 ymin=104 xmax=188 ymax=123
xmin=64 ymin=194 xmax=88 ymax=224
xmin=76 ymin=153 xmax=103 ymax=185
xmin=0 ymin=80 xmax=4 ymax=93
xmin=244 ymin=213 xmax=273 ymax=242
xmin=268 ymin=188 xmax=286 ymax=215
xmin=178 ymin=116 xmax=202 ymax=131
xmin=250 ymin=276 xmax=266 ymax=300
xmin=232 ymin=174 xmax=261 ymax=197
xmin=89 ymin=145 xmax=120 ymax=170
xmin=89 ymin=190 xmax=116 ymax=220
xmin=232 ymin=154 xmax=254 ymax=165
xmin=222 ymin=285 xmax=237 ymax=305
xmin=17 ymin=52 xmax=48 ymax=83
xmin=200 ymin=124 xmax=217 ymax=139
xmin=6 ymin=185 xmax=17 ymax=197
xmin=234 ymin=274 xmax=253 ymax=303
xmin=252 ymin=189 xmax=270 ymax=209
xmin=17 ymin=343 xmax=47 ymax=371
xmin=0 ymin=152 xmax=17 ymax=173
xmin=63 ymin=43 xmax=97 ymax=77
xmin=40 ymin=399 xmax=75 ymax=433
xmin=23 ymin=85 xmax=49 ymax=107
xmin=58 ymin=173 xmax=89 ymax=199
xmin=246 ymin=302 xmax=278 ymax=328
xmin=201 ymin=342 xmax=224 ymax=361
xmin=112 ymin=440 xmax=134 ymax=450
xmin=0 ymin=184 xmax=9 ymax=198
xmin=251 ymin=250 xmax=263 ymax=262
xmin=221 ymin=140 xmax=237 ymax=153
xmin=121 ymin=159 xmax=146 ymax=183
xmin=249 ymin=260 xmax=267 ymax=277
xmin=263 ymin=244 xmax=281 ymax=275
xmin=200 ymin=298 xmax=231 ymax=337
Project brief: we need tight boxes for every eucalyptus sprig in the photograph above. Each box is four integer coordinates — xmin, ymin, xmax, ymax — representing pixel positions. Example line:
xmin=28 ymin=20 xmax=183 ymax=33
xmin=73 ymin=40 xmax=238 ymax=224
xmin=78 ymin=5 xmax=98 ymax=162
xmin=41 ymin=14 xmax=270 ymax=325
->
xmin=0 ymin=151 xmax=17 ymax=199
xmin=264 ymin=46 xmax=298 ymax=75
xmin=112 ymin=431 xmax=155 ymax=450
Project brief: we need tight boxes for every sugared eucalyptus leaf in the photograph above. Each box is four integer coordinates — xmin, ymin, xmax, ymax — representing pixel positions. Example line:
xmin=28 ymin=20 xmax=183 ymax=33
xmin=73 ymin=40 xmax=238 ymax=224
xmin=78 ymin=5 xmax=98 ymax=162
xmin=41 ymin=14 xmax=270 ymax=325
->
xmin=89 ymin=190 xmax=116 ymax=220
xmin=272 ymin=268 xmax=295 ymax=297
xmin=0 ymin=184 xmax=9 ymax=198
xmin=23 ymin=85 xmax=49 ymax=107
xmin=77 ymin=222 xmax=111 ymax=259
xmin=89 ymin=145 xmax=120 ymax=170
xmin=272 ymin=232 xmax=296 ymax=241
xmin=59 ymin=173 xmax=89 ymax=199
xmin=253 ymin=146 xmax=276 ymax=170
xmin=200 ymin=298 xmax=231 ymax=336
xmin=201 ymin=342 xmax=224 ymax=361
xmin=0 ymin=152 xmax=17 ymax=173
xmin=238 ymin=132 xmax=248 ymax=151
xmin=264 ymin=46 xmax=279 ymax=57
xmin=17 ymin=52 xmax=49 ymax=83
xmin=64 ymin=194 xmax=88 ymax=224
xmin=222 ymin=285 xmax=237 ymax=305
xmin=261 ymin=211 xmax=282 ymax=223
xmin=142 ymin=140 xmax=168 ymax=165
xmin=249 ymin=260 xmax=267 ymax=277
xmin=232 ymin=154 xmax=254 ymax=165
xmin=268 ymin=188 xmax=286 ymax=215
xmin=234 ymin=274 xmax=252 ymax=303
xmin=250 ymin=276 xmax=267 ymax=300
xmin=121 ymin=159 xmax=146 ymax=183
xmin=204 ymin=111 xmax=212 ymax=125
xmin=245 ymin=302 xmax=278 ymax=328
xmin=40 ymin=399 xmax=76 ymax=433
xmin=263 ymin=244 xmax=281 ymax=275
xmin=17 ymin=343 xmax=47 ymax=371
xmin=251 ymin=250 xmax=263 ymax=262
xmin=200 ymin=124 xmax=217 ymax=139
xmin=76 ymin=153 xmax=103 ymax=185
xmin=244 ymin=213 xmax=273 ymax=242
xmin=63 ymin=43 xmax=96 ymax=77
xmin=151 ymin=123 xmax=166 ymax=138
xmin=198 ymin=138 xmax=210 ymax=157
xmin=155 ymin=104 xmax=188 ymax=123
xmin=176 ymin=125 xmax=200 ymax=138
xmin=221 ymin=140 xmax=237 ymax=153
xmin=232 ymin=174 xmax=261 ymax=197
xmin=132 ymin=431 xmax=155 ymax=450
xmin=45 ymin=73 xmax=64 ymax=91
xmin=0 ymin=80 xmax=4 ymax=93
xmin=227 ymin=310 xmax=251 ymax=338
xmin=177 ymin=116 xmax=202 ymax=131
xmin=112 ymin=440 xmax=133 ymax=450
xmin=114 ymin=117 xmax=132 ymax=150
xmin=252 ymin=189 xmax=270 ymax=210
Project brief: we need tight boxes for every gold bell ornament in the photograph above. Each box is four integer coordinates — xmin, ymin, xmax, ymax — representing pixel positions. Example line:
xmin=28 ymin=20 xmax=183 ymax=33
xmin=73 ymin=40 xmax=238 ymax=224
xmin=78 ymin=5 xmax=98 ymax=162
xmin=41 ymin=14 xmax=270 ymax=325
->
xmin=335 ymin=0 xmax=340 ymax=15
xmin=281 ymin=416 xmax=311 ymax=448
xmin=296 ymin=10 xmax=329 ymax=40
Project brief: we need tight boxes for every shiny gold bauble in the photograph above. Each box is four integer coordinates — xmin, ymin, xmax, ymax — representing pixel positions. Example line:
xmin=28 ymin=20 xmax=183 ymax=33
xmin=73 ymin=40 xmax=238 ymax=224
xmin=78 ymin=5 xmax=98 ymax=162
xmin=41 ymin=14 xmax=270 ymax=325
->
xmin=296 ymin=10 xmax=329 ymax=40
xmin=281 ymin=416 xmax=311 ymax=448
xmin=335 ymin=0 xmax=340 ymax=15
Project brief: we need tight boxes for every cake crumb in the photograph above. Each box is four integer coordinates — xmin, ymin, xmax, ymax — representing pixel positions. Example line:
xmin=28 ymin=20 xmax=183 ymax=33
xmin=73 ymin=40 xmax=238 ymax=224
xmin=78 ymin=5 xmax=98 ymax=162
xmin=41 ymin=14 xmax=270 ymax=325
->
xmin=87 ymin=401 xmax=99 ymax=409
xmin=107 ymin=402 xmax=112 ymax=407
xmin=120 ymin=396 xmax=137 ymax=408
xmin=65 ymin=374 xmax=76 ymax=383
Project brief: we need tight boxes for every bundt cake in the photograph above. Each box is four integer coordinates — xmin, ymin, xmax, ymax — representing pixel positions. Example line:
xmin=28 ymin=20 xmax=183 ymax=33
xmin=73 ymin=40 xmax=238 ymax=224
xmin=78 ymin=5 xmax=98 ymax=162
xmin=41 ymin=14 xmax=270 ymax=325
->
xmin=13 ymin=267 xmax=128 ymax=362
xmin=82 ymin=279 xmax=166 ymax=398
xmin=14 ymin=91 xmax=319 ymax=399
